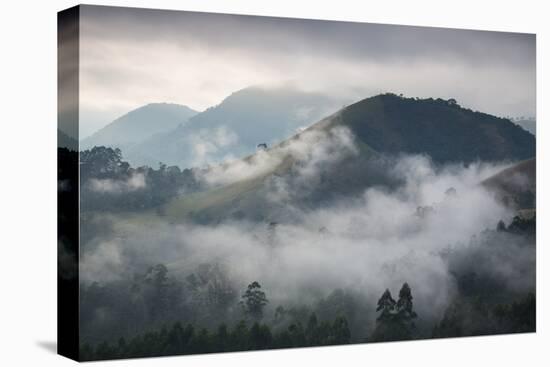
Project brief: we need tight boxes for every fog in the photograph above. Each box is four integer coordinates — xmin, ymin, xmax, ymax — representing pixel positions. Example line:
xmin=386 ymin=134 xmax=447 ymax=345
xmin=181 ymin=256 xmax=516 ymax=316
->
xmin=79 ymin=124 xmax=533 ymax=326
xmin=88 ymin=172 xmax=146 ymax=193
xmin=196 ymin=124 xmax=357 ymax=187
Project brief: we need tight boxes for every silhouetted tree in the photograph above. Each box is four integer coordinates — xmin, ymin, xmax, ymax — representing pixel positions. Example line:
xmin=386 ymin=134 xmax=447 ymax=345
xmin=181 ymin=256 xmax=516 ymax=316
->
xmin=376 ymin=289 xmax=396 ymax=322
xmin=396 ymin=283 xmax=417 ymax=337
xmin=240 ymin=281 xmax=268 ymax=320
xmin=249 ymin=322 xmax=273 ymax=349
xmin=397 ymin=283 xmax=417 ymax=321
xmin=371 ymin=284 xmax=417 ymax=342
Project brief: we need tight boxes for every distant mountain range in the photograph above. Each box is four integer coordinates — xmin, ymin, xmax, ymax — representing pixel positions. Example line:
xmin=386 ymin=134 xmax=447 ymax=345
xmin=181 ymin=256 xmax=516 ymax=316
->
xmin=82 ymin=89 xmax=535 ymax=171
xmin=121 ymin=86 xmax=346 ymax=167
xmin=81 ymin=103 xmax=198 ymax=152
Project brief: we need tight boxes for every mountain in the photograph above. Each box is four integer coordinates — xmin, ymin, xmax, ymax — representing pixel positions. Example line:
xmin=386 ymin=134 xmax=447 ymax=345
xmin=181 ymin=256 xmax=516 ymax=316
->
xmin=58 ymin=129 xmax=78 ymax=151
xmin=162 ymin=93 xmax=536 ymax=223
xmin=125 ymin=86 xmax=346 ymax=168
xmin=325 ymin=94 xmax=535 ymax=163
xmin=512 ymin=118 xmax=536 ymax=136
xmin=81 ymin=103 xmax=198 ymax=151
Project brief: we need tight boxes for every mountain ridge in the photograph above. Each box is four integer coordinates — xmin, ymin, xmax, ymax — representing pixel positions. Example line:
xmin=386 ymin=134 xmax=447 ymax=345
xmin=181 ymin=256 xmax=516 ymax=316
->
xmin=326 ymin=93 xmax=535 ymax=163
xmin=125 ymin=86 xmax=347 ymax=168
xmin=81 ymin=103 xmax=198 ymax=151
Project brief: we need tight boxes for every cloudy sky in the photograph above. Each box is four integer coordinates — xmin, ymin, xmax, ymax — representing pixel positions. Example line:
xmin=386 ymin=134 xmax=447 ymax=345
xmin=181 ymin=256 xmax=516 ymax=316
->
xmin=76 ymin=5 xmax=535 ymax=138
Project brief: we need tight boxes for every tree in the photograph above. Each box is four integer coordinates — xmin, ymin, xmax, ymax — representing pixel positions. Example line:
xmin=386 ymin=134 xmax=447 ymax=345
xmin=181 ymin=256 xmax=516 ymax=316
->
xmin=230 ymin=320 xmax=249 ymax=350
xmin=287 ymin=322 xmax=306 ymax=347
xmin=186 ymin=263 xmax=237 ymax=319
xmin=141 ymin=264 xmax=177 ymax=322
xmin=376 ymin=289 xmax=396 ymax=322
xmin=306 ymin=312 xmax=319 ymax=344
xmin=80 ymin=146 xmax=125 ymax=178
xmin=249 ymin=322 xmax=273 ymax=349
xmin=164 ymin=322 xmax=186 ymax=355
xmin=331 ymin=316 xmax=351 ymax=344
xmin=371 ymin=284 xmax=417 ymax=342
xmin=214 ymin=323 xmax=229 ymax=352
xmin=397 ymin=283 xmax=416 ymax=318
xmin=273 ymin=305 xmax=287 ymax=325
xmin=396 ymin=283 xmax=417 ymax=330
xmin=240 ymin=281 xmax=268 ymax=320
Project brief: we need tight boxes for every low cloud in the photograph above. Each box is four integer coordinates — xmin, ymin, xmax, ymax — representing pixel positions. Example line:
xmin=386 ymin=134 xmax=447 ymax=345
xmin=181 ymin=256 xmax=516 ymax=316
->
xmin=88 ymin=172 xmax=146 ymax=193
xmin=189 ymin=126 xmax=240 ymax=167
xmin=80 ymin=131 xmax=529 ymax=324
xmin=196 ymin=125 xmax=357 ymax=188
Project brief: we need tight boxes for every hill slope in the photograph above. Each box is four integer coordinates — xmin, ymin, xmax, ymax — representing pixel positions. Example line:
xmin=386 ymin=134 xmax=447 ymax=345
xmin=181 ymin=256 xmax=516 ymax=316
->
xmin=326 ymin=94 xmax=535 ymax=163
xmin=482 ymin=158 xmax=536 ymax=209
xmin=81 ymin=103 xmax=198 ymax=152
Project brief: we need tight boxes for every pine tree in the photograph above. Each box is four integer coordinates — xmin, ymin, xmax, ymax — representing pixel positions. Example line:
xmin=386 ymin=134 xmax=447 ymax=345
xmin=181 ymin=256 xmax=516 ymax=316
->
xmin=397 ymin=282 xmax=417 ymax=321
xmin=396 ymin=282 xmax=417 ymax=338
xmin=306 ymin=312 xmax=319 ymax=345
xmin=371 ymin=284 xmax=418 ymax=342
xmin=331 ymin=316 xmax=351 ymax=344
xmin=376 ymin=289 xmax=396 ymax=321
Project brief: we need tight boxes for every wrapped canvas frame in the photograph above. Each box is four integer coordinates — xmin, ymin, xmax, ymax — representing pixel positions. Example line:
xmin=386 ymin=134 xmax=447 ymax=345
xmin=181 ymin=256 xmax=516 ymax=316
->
xmin=58 ymin=5 xmax=79 ymax=360
xmin=58 ymin=4 xmax=535 ymax=362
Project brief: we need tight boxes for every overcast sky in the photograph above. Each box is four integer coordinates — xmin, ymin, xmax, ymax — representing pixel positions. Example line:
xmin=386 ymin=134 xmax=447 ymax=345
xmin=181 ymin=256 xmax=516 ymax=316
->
xmin=76 ymin=5 xmax=535 ymax=138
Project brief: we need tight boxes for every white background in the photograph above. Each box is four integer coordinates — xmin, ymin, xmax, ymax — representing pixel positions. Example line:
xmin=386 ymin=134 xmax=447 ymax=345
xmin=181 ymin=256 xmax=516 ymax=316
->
xmin=0 ymin=0 xmax=548 ymax=365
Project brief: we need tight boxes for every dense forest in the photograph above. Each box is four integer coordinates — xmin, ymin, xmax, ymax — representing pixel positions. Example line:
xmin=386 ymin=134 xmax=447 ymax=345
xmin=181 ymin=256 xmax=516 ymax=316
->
xmin=79 ymin=279 xmax=419 ymax=360
xmin=80 ymin=146 xmax=200 ymax=211
xmin=80 ymin=269 xmax=535 ymax=360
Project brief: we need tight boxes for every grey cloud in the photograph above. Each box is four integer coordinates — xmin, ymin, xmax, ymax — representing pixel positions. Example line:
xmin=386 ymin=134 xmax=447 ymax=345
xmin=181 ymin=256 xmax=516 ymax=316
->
xmin=76 ymin=5 xmax=536 ymax=135
xmin=80 ymin=5 xmax=534 ymax=67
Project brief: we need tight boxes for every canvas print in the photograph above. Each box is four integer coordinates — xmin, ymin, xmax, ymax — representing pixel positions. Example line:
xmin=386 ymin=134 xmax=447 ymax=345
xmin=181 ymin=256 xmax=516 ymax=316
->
xmin=58 ymin=5 xmax=536 ymax=361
